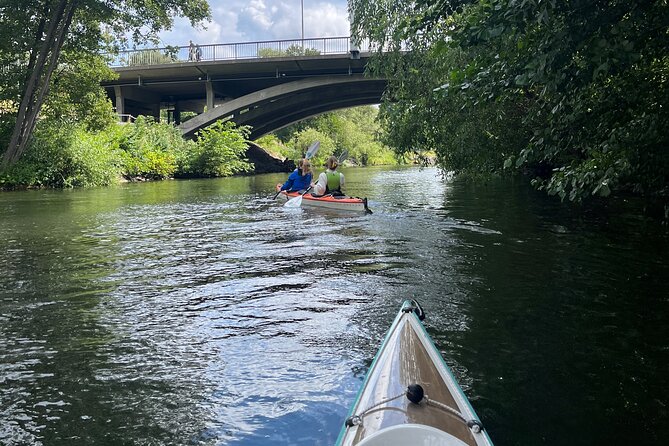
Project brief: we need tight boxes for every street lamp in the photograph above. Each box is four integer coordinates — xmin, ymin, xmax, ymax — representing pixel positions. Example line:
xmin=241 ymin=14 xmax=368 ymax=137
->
xmin=301 ymin=0 xmax=304 ymax=41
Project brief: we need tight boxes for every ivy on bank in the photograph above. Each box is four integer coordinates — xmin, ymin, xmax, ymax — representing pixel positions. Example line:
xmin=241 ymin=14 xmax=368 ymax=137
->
xmin=0 ymin=117 xmax=253 ymax=189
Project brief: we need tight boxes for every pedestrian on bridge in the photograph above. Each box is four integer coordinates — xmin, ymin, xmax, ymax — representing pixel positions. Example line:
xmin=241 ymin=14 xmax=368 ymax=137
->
xmin=188 ymin=40 xmax=196 ymax=61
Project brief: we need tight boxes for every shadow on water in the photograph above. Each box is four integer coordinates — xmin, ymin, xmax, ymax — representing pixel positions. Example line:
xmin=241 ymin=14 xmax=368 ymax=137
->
xmin=1 ymin=167 xmax=667 ymax=445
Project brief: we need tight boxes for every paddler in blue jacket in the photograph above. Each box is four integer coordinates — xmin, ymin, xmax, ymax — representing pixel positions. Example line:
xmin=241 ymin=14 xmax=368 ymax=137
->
xmin=313 ymin=156 xmax=345 ymax=196
xmin=280 ymin=158 xmax=313 ymax=192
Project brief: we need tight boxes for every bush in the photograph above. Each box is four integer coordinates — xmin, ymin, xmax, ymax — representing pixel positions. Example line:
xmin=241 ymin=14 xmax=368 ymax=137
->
xmin=117 ymin=116 xmax=189 ymax=180
xmin=271 ymin=106 xmax=398 ymax=166
xmin=254 ymin=134 xmax=288 ymax=159
xmin=288 ymin=128 xmax=336 ymax=167
xmin=177 ymin=120 xmax=253 ymax=177
xmin=0 ymin=122 xmax=120 ymax=189
xmin=1 ymin=115 xmax=258 ymax=189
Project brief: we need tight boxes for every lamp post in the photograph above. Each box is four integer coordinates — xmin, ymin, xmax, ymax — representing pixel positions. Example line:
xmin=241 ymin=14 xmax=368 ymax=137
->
xmin=301 ymin=0 xmax=304 ymax=41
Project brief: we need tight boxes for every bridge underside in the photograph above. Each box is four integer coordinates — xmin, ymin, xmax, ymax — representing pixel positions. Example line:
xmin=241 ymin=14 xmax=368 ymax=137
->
xmin=179 ymin=75 xmax=386 ymax=140
xmin=103 ymin=53 xmax=387 ymax=140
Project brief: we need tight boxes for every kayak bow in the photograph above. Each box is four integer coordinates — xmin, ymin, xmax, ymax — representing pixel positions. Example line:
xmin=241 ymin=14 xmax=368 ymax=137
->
xmin=336 ymin=300 xmax=494 ymax=446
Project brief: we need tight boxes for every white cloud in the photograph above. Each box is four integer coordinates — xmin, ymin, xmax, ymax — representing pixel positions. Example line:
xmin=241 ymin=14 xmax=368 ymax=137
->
xmin=305 ymin=2 xmax=349 ymax=37
xmin=158 ymin=0 xmax=350 ymax=45
xmin=243 ymin=0 xmax=274 ymax=31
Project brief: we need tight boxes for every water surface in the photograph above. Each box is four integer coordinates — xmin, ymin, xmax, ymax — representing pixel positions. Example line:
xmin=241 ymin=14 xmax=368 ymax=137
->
xmin=1 ymin=167 xmax=667 ymax=445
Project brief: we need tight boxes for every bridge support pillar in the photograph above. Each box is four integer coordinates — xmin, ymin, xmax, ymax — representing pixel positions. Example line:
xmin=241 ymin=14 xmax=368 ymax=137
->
xmin=173 ymin=102 xmax=181 ymax=125
xmin=114 ymin=86 xmax=124 ymax=117
xmin=206 ymin=81 xmax=214 ymax=112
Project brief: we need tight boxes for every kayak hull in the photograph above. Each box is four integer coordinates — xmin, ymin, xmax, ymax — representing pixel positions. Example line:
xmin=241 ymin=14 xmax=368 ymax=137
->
xmin=275 ymin=184 xmax=372 ymax=213
xmin=336 ymin=300 xmax=494 ymax=446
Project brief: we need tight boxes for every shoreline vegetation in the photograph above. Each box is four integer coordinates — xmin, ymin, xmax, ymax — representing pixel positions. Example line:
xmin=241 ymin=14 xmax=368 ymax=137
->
xmin=0 ymin=106 xmax=401 ymax=191
xmin=348 ymin=0 xmax=668 ymax=207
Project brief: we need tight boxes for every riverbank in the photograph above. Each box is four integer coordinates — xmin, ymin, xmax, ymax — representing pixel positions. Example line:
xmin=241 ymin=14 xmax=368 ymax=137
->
xmin=0 ymin=118 xmax=254 ymax=190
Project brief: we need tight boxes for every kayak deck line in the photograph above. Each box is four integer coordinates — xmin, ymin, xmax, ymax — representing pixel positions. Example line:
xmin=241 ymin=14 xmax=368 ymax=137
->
xmin=336 ymin=300 xmax=494 ymax=446
xmin=345 ymin=385 xmax=483 ymax=433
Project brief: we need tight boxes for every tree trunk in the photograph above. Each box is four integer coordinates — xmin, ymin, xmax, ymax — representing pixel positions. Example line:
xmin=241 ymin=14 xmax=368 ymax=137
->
xmin=21 ymin=1 xmax=77 ymax=149
xmin=1 ymin=0 xmax=74 ymax=167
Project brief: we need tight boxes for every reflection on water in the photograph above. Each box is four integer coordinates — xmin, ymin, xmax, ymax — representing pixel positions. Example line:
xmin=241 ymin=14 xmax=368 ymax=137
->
xmin=1 ymin=167 xmax=667 ymax=445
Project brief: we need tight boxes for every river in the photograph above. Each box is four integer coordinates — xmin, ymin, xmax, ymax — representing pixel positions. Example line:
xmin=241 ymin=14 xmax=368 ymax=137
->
xmin=1 ymin=166 xmax=667 ymax=445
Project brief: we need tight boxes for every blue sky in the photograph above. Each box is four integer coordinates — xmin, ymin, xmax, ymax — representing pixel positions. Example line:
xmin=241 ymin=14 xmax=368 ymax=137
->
xmin=158 ymin=0 xmax=351 ymax=46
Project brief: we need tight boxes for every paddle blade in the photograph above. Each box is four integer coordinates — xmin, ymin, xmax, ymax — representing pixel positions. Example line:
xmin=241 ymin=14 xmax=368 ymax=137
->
xmin=337 ymin=150 xmax=348 ymax=164
xmin=284 ymin=194 xmax=303 ymax=208
xmin=305 ymin=141 xmax=320 ymax=159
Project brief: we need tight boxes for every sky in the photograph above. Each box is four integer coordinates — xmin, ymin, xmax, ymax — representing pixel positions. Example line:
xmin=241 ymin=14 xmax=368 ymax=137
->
xmin=158 ymin=0 xmax=351 ymax=46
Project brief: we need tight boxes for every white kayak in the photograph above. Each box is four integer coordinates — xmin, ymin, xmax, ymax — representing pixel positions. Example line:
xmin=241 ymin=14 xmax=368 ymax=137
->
xmin=336 ymin=300 xmax=494 ymax=446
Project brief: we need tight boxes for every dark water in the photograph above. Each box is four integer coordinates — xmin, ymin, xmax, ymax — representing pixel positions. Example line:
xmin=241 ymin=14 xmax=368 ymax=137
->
xmin=1 ymin=167 xmax=667 ymax=445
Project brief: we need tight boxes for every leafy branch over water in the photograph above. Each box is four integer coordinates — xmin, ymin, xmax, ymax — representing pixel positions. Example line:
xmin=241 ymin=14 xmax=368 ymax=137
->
xmin=350 ymin=0 xmax=669 ymax=202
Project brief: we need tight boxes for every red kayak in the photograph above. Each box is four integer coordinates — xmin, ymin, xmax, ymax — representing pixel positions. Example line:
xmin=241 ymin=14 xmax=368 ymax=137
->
xmin=275 ymin=184 xmax=372 ymax=213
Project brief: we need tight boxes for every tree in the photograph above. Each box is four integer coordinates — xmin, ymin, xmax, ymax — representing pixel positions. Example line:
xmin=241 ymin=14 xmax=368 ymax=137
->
xmin=269 ymin=106 xmax=398 ymax=166
xmin=0 ymin=0 xmax=210 ymax=167
xmin=349 ymin=0 xmax=669 ymax=200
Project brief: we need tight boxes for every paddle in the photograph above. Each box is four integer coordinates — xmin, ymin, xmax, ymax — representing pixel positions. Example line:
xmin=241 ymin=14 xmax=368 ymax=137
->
xmin=273 ymin=141 xmax=321 ymax=199
xmin=305 ymin=140 xmax=320 ymax=160
xmin=284 ymin=185 xmax=313 ymax=208
xmin=337 ymin=150 xmax=348 ymax=164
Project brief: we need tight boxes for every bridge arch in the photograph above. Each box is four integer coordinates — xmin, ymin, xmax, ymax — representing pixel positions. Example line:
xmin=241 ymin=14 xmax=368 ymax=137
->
xmin=103 ymin=44 xmax=389 ymax=141
xmin=178 ymin=75 xmax=386 ymax=140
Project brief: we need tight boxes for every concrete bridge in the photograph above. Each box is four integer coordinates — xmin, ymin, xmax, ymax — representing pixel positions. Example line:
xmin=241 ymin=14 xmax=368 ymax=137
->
xmin=102 ymin=37 xmax=385 ymax=140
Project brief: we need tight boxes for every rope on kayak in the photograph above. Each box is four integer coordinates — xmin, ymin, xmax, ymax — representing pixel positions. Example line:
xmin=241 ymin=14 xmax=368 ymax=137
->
xmin=344 ymin=384 xmax=484 ymax=434
xmin=419 ymin=385 xmax=484 ymax=434
xmin=344 ymin=392 xmax=406 ymax=427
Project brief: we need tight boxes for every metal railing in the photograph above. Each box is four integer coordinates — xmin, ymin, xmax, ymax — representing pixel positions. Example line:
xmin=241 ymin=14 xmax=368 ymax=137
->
xmin=117 ymin=113 xmax=136 ymax=124
xmin=106 ymin=36 xmax=376 ymax=67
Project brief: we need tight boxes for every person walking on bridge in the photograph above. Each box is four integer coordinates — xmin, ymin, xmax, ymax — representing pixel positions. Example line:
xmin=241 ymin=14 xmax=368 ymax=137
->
xmin=188 ymin=40 xmax=196 ymax=61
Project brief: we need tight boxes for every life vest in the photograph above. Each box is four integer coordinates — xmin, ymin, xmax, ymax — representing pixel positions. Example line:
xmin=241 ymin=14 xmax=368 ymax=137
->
xmin=326 ymin=170 xmax=341 ymax=192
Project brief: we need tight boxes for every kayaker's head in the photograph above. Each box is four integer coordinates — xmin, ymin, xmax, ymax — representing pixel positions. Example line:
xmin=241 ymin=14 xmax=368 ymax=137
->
xmin=326 ymin=156 xmax=338 ymax=171
xmin=297 ymin=158 xmax=311 ymax=176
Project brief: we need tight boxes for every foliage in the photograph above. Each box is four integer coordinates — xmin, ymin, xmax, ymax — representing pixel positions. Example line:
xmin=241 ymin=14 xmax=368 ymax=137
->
xmin=258 ymin=45 xmax=321 ymax=58
xmin=349 ymin=0 xmax=669 ymax=200
xmin=116 ymin=116 xmax=188 ymax=180
xmin=270 ymin=106 xmax=399 ymax=166
xmin=0 ymin=0 xmax=211 ymax=165
xmin=257 ymin=48 xmax=285 ymax=58
xmin=0 ymin=122 xmax=120 ymax=189
xmin=1 ymin=116 xmax=256 ymax=188
xmin=179 ymin=120 xmax=253 ymax=177
xmin=285 ymin=45 xmax=321 ymax=56
xmin=289 ymin=128 xmax=337 ymax=167
xmin=43 ymin=52 xmax=118 ymax=131
xmin=125 ymin=49 xmax=178 ymax=66
xmin=254 ymin=134 xmax=288 ymax=159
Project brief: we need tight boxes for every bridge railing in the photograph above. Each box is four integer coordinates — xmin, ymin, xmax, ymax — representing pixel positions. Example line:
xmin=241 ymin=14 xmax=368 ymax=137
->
xmin=106 ymin=36 xmax=376 ymax=67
